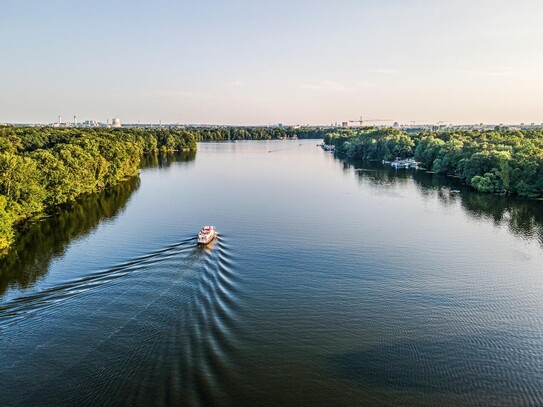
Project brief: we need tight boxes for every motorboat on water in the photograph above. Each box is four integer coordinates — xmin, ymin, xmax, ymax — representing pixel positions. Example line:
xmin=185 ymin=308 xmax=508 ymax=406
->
xmin=198 ymin=226 xmax=216 ymax=245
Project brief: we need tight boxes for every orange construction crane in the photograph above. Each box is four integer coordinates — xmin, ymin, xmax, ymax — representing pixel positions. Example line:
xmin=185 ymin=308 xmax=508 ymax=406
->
xmin=349 ymin=116 xmax=392 ymax=128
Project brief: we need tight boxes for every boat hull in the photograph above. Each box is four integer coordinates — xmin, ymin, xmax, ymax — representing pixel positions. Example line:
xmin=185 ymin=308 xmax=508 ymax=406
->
xmin=198 ymin=229 xmax=216 ymax=245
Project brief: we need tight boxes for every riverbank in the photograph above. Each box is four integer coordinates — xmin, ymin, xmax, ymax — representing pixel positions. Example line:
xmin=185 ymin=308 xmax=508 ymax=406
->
xmin=325 ymin=127 xmax=543 ymax=198
xmin=0 ymin=125 xmax=338 ymax=255
xmin=2 ymin=140 xmax=542 ymax=406
xmin=0 ymin=127 xmax=197 ymax=254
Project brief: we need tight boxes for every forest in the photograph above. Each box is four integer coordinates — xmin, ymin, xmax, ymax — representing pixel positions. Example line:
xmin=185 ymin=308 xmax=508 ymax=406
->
xmin=4 ymin=124 xmax=541 ymax=254
xmin=0 ymin=126 xmax=197 ymax=253
xmin=0 ymin=125 xmax=329 ymax=253
xmin=325 ymin=127 xmax=543 ymax=198
xmin=189 ymin=126 xmax=330 ymax=141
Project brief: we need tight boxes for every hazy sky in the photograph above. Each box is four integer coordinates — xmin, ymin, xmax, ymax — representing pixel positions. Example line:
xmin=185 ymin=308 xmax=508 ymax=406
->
xmin=1 ymin=0 xmax=543 ymax=125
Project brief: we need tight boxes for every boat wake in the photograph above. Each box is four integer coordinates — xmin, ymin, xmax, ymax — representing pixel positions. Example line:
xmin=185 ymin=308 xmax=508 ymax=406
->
xmin=174 ymin=236 xmax=245 ymax=405
xmin=0 ymin=234 xmax=246 ymax=406
xmin=0 ymin=237 xmax=197 ymax=328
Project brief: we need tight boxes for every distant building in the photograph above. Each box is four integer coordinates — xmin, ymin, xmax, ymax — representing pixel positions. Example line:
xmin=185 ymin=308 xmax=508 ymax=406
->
xmin=341 ymin=121 xmax=349 ymax=128
xmin=112 ymin=118 xmax=121 ymax=128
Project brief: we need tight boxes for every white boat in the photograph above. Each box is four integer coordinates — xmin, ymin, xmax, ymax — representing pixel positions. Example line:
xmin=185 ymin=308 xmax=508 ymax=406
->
xmin=198 ymin=226 xmax=216 ymax=244
xmin=390 ymin=158 xmax=417 ymax=169
xmin=321 ymin=144 xmax=335 ymax=152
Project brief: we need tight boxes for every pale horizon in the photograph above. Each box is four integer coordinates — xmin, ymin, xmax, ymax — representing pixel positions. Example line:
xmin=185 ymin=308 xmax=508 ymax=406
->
xmin=2 ymin=0 xmax=542 ymax=125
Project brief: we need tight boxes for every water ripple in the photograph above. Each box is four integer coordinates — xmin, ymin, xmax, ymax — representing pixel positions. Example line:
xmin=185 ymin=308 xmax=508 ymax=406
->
xmin=0 ymin=237 xmax=198 ymax=328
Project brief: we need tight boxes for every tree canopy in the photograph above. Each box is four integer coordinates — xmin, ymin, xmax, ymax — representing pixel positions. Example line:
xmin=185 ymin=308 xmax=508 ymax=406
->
xmin=0 ymin=126 xmax=197 ymax=254
xmin=327 ymin=127 xmax=543 ymax=198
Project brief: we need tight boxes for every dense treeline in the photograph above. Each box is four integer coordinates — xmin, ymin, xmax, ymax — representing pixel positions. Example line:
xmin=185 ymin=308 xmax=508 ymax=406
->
xmin=192 ymin=126 xmax=330 ymax=141
xmin=0 ymin=124 xmax=330 ymax=253
xmin=0 ymin=126 xmax=197 ymax=253
xmin=325 ymin=127 xmax=543 ymax=198
xmin=0 ymin=126 xmax=198 ymax=154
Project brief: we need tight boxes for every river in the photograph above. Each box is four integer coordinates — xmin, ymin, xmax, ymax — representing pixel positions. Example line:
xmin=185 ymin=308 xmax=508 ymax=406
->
xmin=1 ymin=140 xmax=542 ymax=406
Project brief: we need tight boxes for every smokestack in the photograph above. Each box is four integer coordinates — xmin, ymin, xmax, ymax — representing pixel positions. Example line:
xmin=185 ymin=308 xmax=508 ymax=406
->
xmin=58 ymin=115 xmax=61 ymax=125
xmin=74 ymin=115 xmax=77 ymax=127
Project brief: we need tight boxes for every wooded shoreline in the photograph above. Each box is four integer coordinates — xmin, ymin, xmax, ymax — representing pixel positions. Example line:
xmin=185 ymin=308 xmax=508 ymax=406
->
xmin=325 ymin=127 xmax=543 ymax=198
xmin=0 ymin=127 xmax=199 ymax=253
xmin=0 ymin=125 xmax=328 ymax=254
xmin=2 ymin=125 xmax=542 ymax=254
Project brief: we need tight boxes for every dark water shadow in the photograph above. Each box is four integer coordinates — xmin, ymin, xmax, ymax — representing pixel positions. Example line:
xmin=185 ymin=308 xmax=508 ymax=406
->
xmin=348 ymin=159 xmax=543 ymax=248
xmin=326 ymin=334 xmax=542 ymax=403
xmin=140 ymin=150 xmax=196 ymax=170
xmin=0 ymin=177 xmax=140 ymax=297
xmin=0 ymin=151 xmax=197 ymax=300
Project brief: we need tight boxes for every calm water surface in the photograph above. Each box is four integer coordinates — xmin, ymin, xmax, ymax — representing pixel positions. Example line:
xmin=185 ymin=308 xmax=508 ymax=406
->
xmin=1 ymin=140 xmax=542 ymax=406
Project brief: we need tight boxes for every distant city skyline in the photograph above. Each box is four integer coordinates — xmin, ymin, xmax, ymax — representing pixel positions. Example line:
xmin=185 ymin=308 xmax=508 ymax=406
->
xmin=1 ymin=0 xmax=542 ymax=125
xmin=6 ymin=117 xmax=543 ymax=128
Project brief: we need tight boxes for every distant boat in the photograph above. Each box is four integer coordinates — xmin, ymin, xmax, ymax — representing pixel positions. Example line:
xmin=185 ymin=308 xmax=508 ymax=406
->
xmin=198 ymin=226 xmax=216 ymax=245
xmin=321 ymin=144 xmax=335 ymax=152
xmin=390 ymin=158 xmax=417 ymax=169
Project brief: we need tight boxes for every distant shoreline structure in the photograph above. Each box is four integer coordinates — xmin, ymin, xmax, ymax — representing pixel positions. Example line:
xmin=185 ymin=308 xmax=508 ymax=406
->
xmin=2 ymin=122 xmax=543 ymax=131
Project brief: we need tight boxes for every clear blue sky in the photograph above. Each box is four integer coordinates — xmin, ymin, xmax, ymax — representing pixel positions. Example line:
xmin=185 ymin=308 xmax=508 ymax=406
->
xmin=1 ymin=0 xmax=542 ymax=125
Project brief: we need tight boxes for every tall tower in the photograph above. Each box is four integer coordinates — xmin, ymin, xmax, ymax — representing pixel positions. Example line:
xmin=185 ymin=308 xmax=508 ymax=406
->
xmin=58 ymin=115 xmax=61 ymax=125
xmin=73 ymin=115 xmax=77 ymax=127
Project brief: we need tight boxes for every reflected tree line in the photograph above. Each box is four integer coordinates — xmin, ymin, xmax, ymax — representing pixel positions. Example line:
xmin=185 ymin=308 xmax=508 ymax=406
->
xmin=140 ymin=150 xmax=196 ymax=170
xmin=327 ymin=127 xmax=543 ymax=197
xmin=0 ymin=125 xmax=322 ymax=252
xmin=0 ymin=177 xmax=140 ymax=296
xmin=348 ymin=160 xmax=543 ymax=247
xmin=0 ymin=151 xmax=198 ymax=298
xmin=0 ymin=150 xmax=198 ymax=297
xmin=0 ymin=126 xmax=198 ymax=252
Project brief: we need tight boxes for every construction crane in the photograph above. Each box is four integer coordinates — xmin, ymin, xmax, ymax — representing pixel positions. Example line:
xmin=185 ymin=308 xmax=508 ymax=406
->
xmin=349 ymin=116 xmax=392 ymax=128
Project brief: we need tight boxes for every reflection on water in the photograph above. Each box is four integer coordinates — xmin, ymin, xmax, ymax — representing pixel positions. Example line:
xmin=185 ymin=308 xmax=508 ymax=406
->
xmin=0 ymin=177 xmax=140 ymax=296
xmin=140 ymin=150 xmax=196 ymax=170
xmin=459 ymin=192 xmax=543 ymax=245
xmin=197 ymin=236 xmax=218 ymax=254
xmin=0 ymin=152 xmax=197 ymax=298
xmin=1 ymin=143 xmax=542 ymax=406
xmin=349 ymin=159 xmax=543 ymax=247
xmin=0 ymin=232 xmax=244 ymax=406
